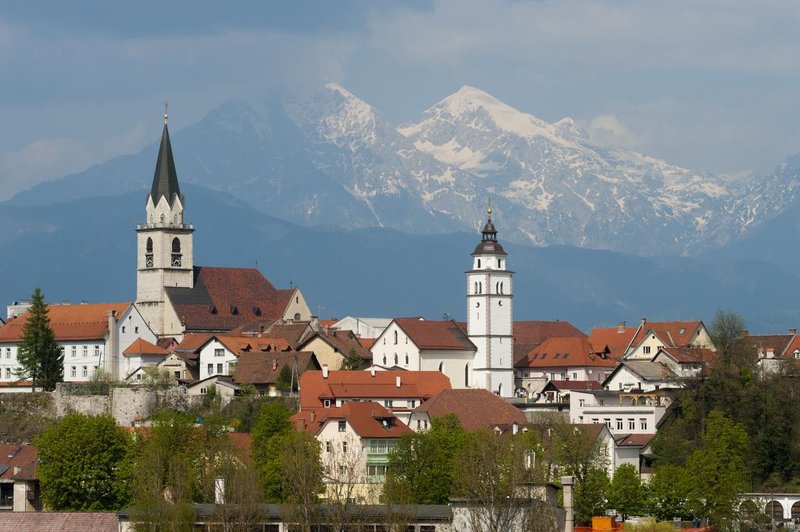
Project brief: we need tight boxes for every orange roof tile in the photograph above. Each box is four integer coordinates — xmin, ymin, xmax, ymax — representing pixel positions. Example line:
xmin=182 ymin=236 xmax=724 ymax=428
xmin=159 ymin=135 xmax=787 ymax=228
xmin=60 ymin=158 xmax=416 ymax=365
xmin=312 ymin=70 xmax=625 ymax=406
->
xmin=299 ymin=370 xmax=451 ymax=412
xmin=312 ymin=402 xmax=413 ymax=439
xmin=514 ymin=320 xmax=586 ymax=345
xmin=393 ymin=318 xmax=476 ymax=351
xmin=631 ymin=321 xmax=704 ymax=348
xmin=516 ymin=336 xmax=615 ymax=369
xmin=123 ymin=338 xmax=169 ymax=357
xmin=413 ymin=389 xmax=526 ymax=431
xmin=0 ymin=302 xmax=130 ymax=343
xmin=588 ymin=324 xmax=639 ymax=358
xmin=232 ymin=351 xmax=318 ymax=385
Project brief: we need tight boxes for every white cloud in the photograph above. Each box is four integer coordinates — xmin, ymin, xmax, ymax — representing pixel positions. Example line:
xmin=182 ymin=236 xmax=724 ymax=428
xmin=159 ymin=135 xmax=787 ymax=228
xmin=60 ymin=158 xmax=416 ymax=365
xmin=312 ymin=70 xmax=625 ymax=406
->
xmin=586 ymin=114 xmax=641 ymax=149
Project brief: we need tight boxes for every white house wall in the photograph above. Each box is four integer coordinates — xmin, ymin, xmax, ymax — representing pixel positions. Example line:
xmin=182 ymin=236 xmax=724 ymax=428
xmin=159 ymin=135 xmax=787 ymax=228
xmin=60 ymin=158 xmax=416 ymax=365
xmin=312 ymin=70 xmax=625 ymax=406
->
xmin=198 ymin=340 xmax=238 ymax=380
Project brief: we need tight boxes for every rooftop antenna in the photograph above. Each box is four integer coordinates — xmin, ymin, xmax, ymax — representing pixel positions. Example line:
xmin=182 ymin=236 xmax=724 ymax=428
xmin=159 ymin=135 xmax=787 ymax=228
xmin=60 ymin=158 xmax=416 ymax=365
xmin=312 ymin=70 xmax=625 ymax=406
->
xmin=164 ymin=99 xmax=169 ymax=124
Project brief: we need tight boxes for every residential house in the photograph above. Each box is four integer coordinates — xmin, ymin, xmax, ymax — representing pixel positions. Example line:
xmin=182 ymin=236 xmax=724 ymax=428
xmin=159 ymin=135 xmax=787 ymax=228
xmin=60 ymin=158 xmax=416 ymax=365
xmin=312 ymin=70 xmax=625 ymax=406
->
xmin=736 ymin=329 xmax=800 ymax=373
xmin=0 ymin=444 xmax=39 ymax=512
xmin=652 ymin=346 xmax=716 ymax=378
xmin=299 ymin=329 xmax=372 ymax=370
xmin=408 ymin=388 xmax=527 ymax=433
xmin=537 ymin=380 xmax=603 ymax=406
xmin=330 ymin=317 xmax=392 ymax=339
xmin=0 ymin=302 xmax=155 ymax=386
xmin=514 ymin=336 xmax=616 ymax=396
xmin=230 ymin=319 xmax=316 ymax=350
xmin=122 ymin=338 xmax=170 ymax=380
xmin=195 ymin=334 xmax=292 ymax=380
xmin=569 ymin=389 xmax=671 ymax=436
xmin=297 ymin=368 xmax=452 ymax=425
xmin=624 ymin=319 xmax=714 ymax=360
xmin=232 ymin=351 xmax=320 ymax=396
xmin=602 ymin=360 xmax=680 ymax=392
xmin=293 ymin=402 xmax=413 ymax=503
xmin=613 ymin=433 xmax=657 ymax=479
xmin=185 ymin=374 xmax=238 ymax=405
xmin=371 ymin=318 xmax=476 ymax=388
xmin=587 ymin=322 xmax=641 ymax=361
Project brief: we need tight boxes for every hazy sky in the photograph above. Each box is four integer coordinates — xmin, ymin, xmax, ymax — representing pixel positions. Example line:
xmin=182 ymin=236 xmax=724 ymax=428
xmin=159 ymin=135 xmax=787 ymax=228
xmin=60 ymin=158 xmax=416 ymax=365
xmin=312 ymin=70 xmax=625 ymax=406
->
xmin=1 ymin=0 xmax=799 ymax=200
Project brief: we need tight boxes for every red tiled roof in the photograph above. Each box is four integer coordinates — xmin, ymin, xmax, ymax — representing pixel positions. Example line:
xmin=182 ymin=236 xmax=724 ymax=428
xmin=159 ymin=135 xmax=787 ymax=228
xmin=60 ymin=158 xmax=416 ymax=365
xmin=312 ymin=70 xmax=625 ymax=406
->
xmin=514 ymin=320 xmax=586 ymax=345
xmin=631 ymin=321 xmax=704 ymax=348
xmin=515 ymin=336 xmax=615 ymax=369
xmin=174 ymin=333 xmax=214 ymax=353
xmin=657 ymin=346 xmax=715 ymax=364
xmin=123 ymin=338 xmax=169 ymax=357
xmin=311 ymin=402 xmax=413 ymax=439
xmin=0 ymin=302 xmax=130 ymax=343
xmin=299 ymin=370 xmax=451 ymax=411
xmin=358 ymin=337 xmax=377 ymax=350
xmin=211 ymin=335 xmax=293 ymax=356
xmin=0 ymin=444 xmax=37 ymax=480
xmin=0 ymin=513 xmax=118 ymax=531
xmin=393 ymin=318 xmax=476 ymax=351
xmin=615 ymin=433 xmax=656 ymax=447
xmin=737 ymin=334 xmax=795 ymax=358
xmin=413 ymin=389 xmax=526 ymax=431
xmin=165 ymin=267 xmax=295 ymax=333
xmin=588 ymin=324 xmax=639 ymax=358
xmin=300 ymin=330 xmax=372 ymax=361
xmin=232 ymin=351 xmax=317 ymax=385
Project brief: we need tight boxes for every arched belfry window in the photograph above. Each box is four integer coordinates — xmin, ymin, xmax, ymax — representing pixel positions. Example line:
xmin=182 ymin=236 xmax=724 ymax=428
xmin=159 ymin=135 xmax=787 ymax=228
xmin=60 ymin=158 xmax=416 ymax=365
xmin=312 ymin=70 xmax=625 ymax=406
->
xmin=145 ymin=238 xmax=154 ymax=268
xmin=171 ymin=237 xmax=182 ymax=267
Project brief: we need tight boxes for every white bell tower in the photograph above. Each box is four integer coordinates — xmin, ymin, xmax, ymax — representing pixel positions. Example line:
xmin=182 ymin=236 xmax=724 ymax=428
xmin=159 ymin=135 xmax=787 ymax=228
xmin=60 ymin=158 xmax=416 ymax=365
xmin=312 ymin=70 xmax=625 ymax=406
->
xmin=466 ymin=202 xmax=514 ymax=397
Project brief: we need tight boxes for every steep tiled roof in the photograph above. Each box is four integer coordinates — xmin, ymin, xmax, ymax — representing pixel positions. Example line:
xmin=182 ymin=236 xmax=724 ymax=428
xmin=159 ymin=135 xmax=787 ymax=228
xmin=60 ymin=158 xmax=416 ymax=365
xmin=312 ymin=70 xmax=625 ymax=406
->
xmin=614 ymin=360 xmax=678 ymax=381
xmin=165 ymin=267 xmax=294 ymax=332
xmin=543 ymin=380 xmax=603 ymax=391
xmin=737 ymin=334 xmax=795 ymax=358
xmin=615 ymin=433 xmax=656 ymax=447
xmin=299 ymin=370 xmax=451 ymax=411
xmin=232 ymin=351 xmax=318 ymax=385
xmin=174 ymin=333 xmax=214 ymax=354
xmin=0 ymin=513 xmax=118 ymax=531
xmin=514 ymin=321 xmax=586 ymax=345
xmin=211 ymin=335 xmax=293 ymax=356
xmin=631 ymin=321 xmax=704 ymax=348
xmin=587 ymin=324 xmax=639 ymax=358
xmin=358 ymin=337 xmax=377 ymax=350
xmin=300 ymin=330 xmax=372 ymax=362
xmin=0 ymin=302 xmax=130 ymax=343
xmin=310 ymin=402 xmax=413 ymax=439
xmin=515 ymin=336 xmax=615 ymax=369
xmin=123 ymin=338 xmax=169 ymax=357
xmin=230 ymin=320 xmax=313 ymax=349
xmin=393 ymin=319 xmax=476 ymax=351
xmin=0 ymin=444 xmax=37 ymax=481
xmin=412 ymin=389 xmax=526 ymax=431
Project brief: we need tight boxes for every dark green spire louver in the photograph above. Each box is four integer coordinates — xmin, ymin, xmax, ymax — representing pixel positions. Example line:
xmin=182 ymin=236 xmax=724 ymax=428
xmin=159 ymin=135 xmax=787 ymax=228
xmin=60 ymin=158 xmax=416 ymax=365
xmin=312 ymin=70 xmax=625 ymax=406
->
xmin=149 ymin=123 xmax=182 ymax=207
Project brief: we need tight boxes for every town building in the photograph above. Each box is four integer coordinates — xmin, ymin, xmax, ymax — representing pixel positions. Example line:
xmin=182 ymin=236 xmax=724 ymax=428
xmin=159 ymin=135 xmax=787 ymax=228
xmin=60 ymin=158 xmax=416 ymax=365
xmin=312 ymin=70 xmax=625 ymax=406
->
xmin=0 ymin=444 xmax=38 ymax=512
xmin=299 ymin=329 xmax=372 ymax=370
xmin=134 ymin=113 xmax=312 ymax=340
xmin=569 ymin=389 xmax=671 ymax=436
xmin=408 ymin=388 xmax=527 ymax=433
xmin=0 ymin=302 xmax=155 ymax=387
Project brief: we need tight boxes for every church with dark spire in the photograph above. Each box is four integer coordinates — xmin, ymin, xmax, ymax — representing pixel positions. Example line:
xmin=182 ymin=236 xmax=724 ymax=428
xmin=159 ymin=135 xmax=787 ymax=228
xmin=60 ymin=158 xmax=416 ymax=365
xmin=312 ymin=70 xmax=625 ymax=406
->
xmin=135 ymin=107 xmax=312 ymax=339
xmin=135 ymin=107 xmax=195 ymax=336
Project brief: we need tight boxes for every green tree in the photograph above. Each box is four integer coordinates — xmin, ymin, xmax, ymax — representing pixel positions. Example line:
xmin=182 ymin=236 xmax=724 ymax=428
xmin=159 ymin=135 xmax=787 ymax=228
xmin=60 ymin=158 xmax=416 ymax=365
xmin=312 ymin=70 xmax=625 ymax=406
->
xmin=35 ymin=413 xmax=133 ymax=510
xmin=278 ymin=430 xmax=324 ymax=529
xmin=574 ymin=468 xmax=610 ymax=523
xmin=276 ymin=364 xmax=297 ymax=393
xmin=647 ymin=465 xmax=692 ymax=521
xmin=608 ymin=463 xmax=645 ymax=521
xmin=385 ymin=414 xmax=468 ymax=504
xmin=251 ymin=401 xmax=293 ymax=500
xmin=16 ymin=287 xmax=63 ymax=391
xmin=684 ymin=410 xmax=749 ymax=526
xmin=341 ymin=349 xmax=363 ymax=370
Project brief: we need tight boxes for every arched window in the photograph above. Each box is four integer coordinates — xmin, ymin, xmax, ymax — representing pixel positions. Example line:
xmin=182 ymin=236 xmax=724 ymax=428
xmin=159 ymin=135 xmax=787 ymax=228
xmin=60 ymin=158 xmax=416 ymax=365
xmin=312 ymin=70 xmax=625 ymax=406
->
xmin=394 ymin=331 xmax=398 ymax=345
xmin=405 ymin=355 xmax=409 ymax=365
xmin=498 ymin=383 xmax=503 ymax=396
xmin=474 ymin=282 xmax=478 ymax=294
xmin=464 ymin=363 xmax=469 ymax=387
xmin=172 ymin=238 xmax=181 ymax=253
xmin=146 ymin=238 xmax=153 ymax=253
xmin=500 ymin=282 xmax=504 ymax=294
xmin=171 ymin=238 xmax=182 ymax=267
xmin=479 ymin=282 xmax=483 ymax=293
xmin=477 ymin=259 xmax=481 ymax=268
xmin=438 ymin=361 xmax=443 ymax=373
xmin=293 ymin=313 xmax=301 ymax=321
xmin=382 ymin=355 xmax=387 ymax=365
xmin=394 ymin=354 xmax=398 ymax=366
xmin=498 ymin=259 xmax=501 ymax=268
xmin=145 ymin=238 xmax=154 ymax=268
xmin=160 ymin=213 xmax=165 ymax=224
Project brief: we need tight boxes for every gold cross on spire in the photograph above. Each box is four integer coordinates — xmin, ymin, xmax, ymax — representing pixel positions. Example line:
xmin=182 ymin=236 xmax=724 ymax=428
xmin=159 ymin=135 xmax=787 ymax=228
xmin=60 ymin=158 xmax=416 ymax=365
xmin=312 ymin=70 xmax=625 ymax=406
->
xmin=487 ymin=196 xmax=493 ymax=219
xmin=164 ymin=99 xmax=169 ymax=124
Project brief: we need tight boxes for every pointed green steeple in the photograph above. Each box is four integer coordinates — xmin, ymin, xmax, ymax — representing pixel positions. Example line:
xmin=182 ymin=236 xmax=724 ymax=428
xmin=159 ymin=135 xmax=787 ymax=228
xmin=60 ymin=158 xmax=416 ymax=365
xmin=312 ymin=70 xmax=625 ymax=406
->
xmin=149 ymin=104 xmax=182 ymax=207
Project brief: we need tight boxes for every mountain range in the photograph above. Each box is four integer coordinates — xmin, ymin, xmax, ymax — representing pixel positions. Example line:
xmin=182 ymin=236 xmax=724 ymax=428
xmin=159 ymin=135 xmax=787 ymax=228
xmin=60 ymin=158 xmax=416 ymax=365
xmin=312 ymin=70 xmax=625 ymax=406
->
xmin=3 ymin=84 xmax=800 ymax=332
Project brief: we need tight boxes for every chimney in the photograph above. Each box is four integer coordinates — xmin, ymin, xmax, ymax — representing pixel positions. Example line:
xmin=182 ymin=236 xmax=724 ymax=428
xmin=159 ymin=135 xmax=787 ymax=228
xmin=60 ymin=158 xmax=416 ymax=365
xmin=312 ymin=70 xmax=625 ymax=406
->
xmin=790 ymin=329 xmax=797 ymax=336
xmin=106 ymin=310 xmax=119 ymax=380
xmin=617 ymin=321 xmax=626 ymax=333
xmin=214 ymin=477 xmax=225 ymax=505
xmin=322 ymin=365 xmax=329 ymax=378
xmin=640 ymin=317 xmax=647 ymax=327
xmin=740 ymin=330 xmax=749 ymax=338
xmin=396 ymin=376 xmax=401 ymax=388
xmin=512 ymin=423 xmax=519 ymax=435
xmin=370 ymin=367 xmax=376 ymax=377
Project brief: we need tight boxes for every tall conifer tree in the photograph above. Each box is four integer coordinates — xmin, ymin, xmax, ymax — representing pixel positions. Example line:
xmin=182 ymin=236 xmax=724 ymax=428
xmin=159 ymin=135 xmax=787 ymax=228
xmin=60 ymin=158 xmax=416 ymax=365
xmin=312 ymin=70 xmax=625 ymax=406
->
xmin=16 ymin=287 xmax=63 ymax=391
